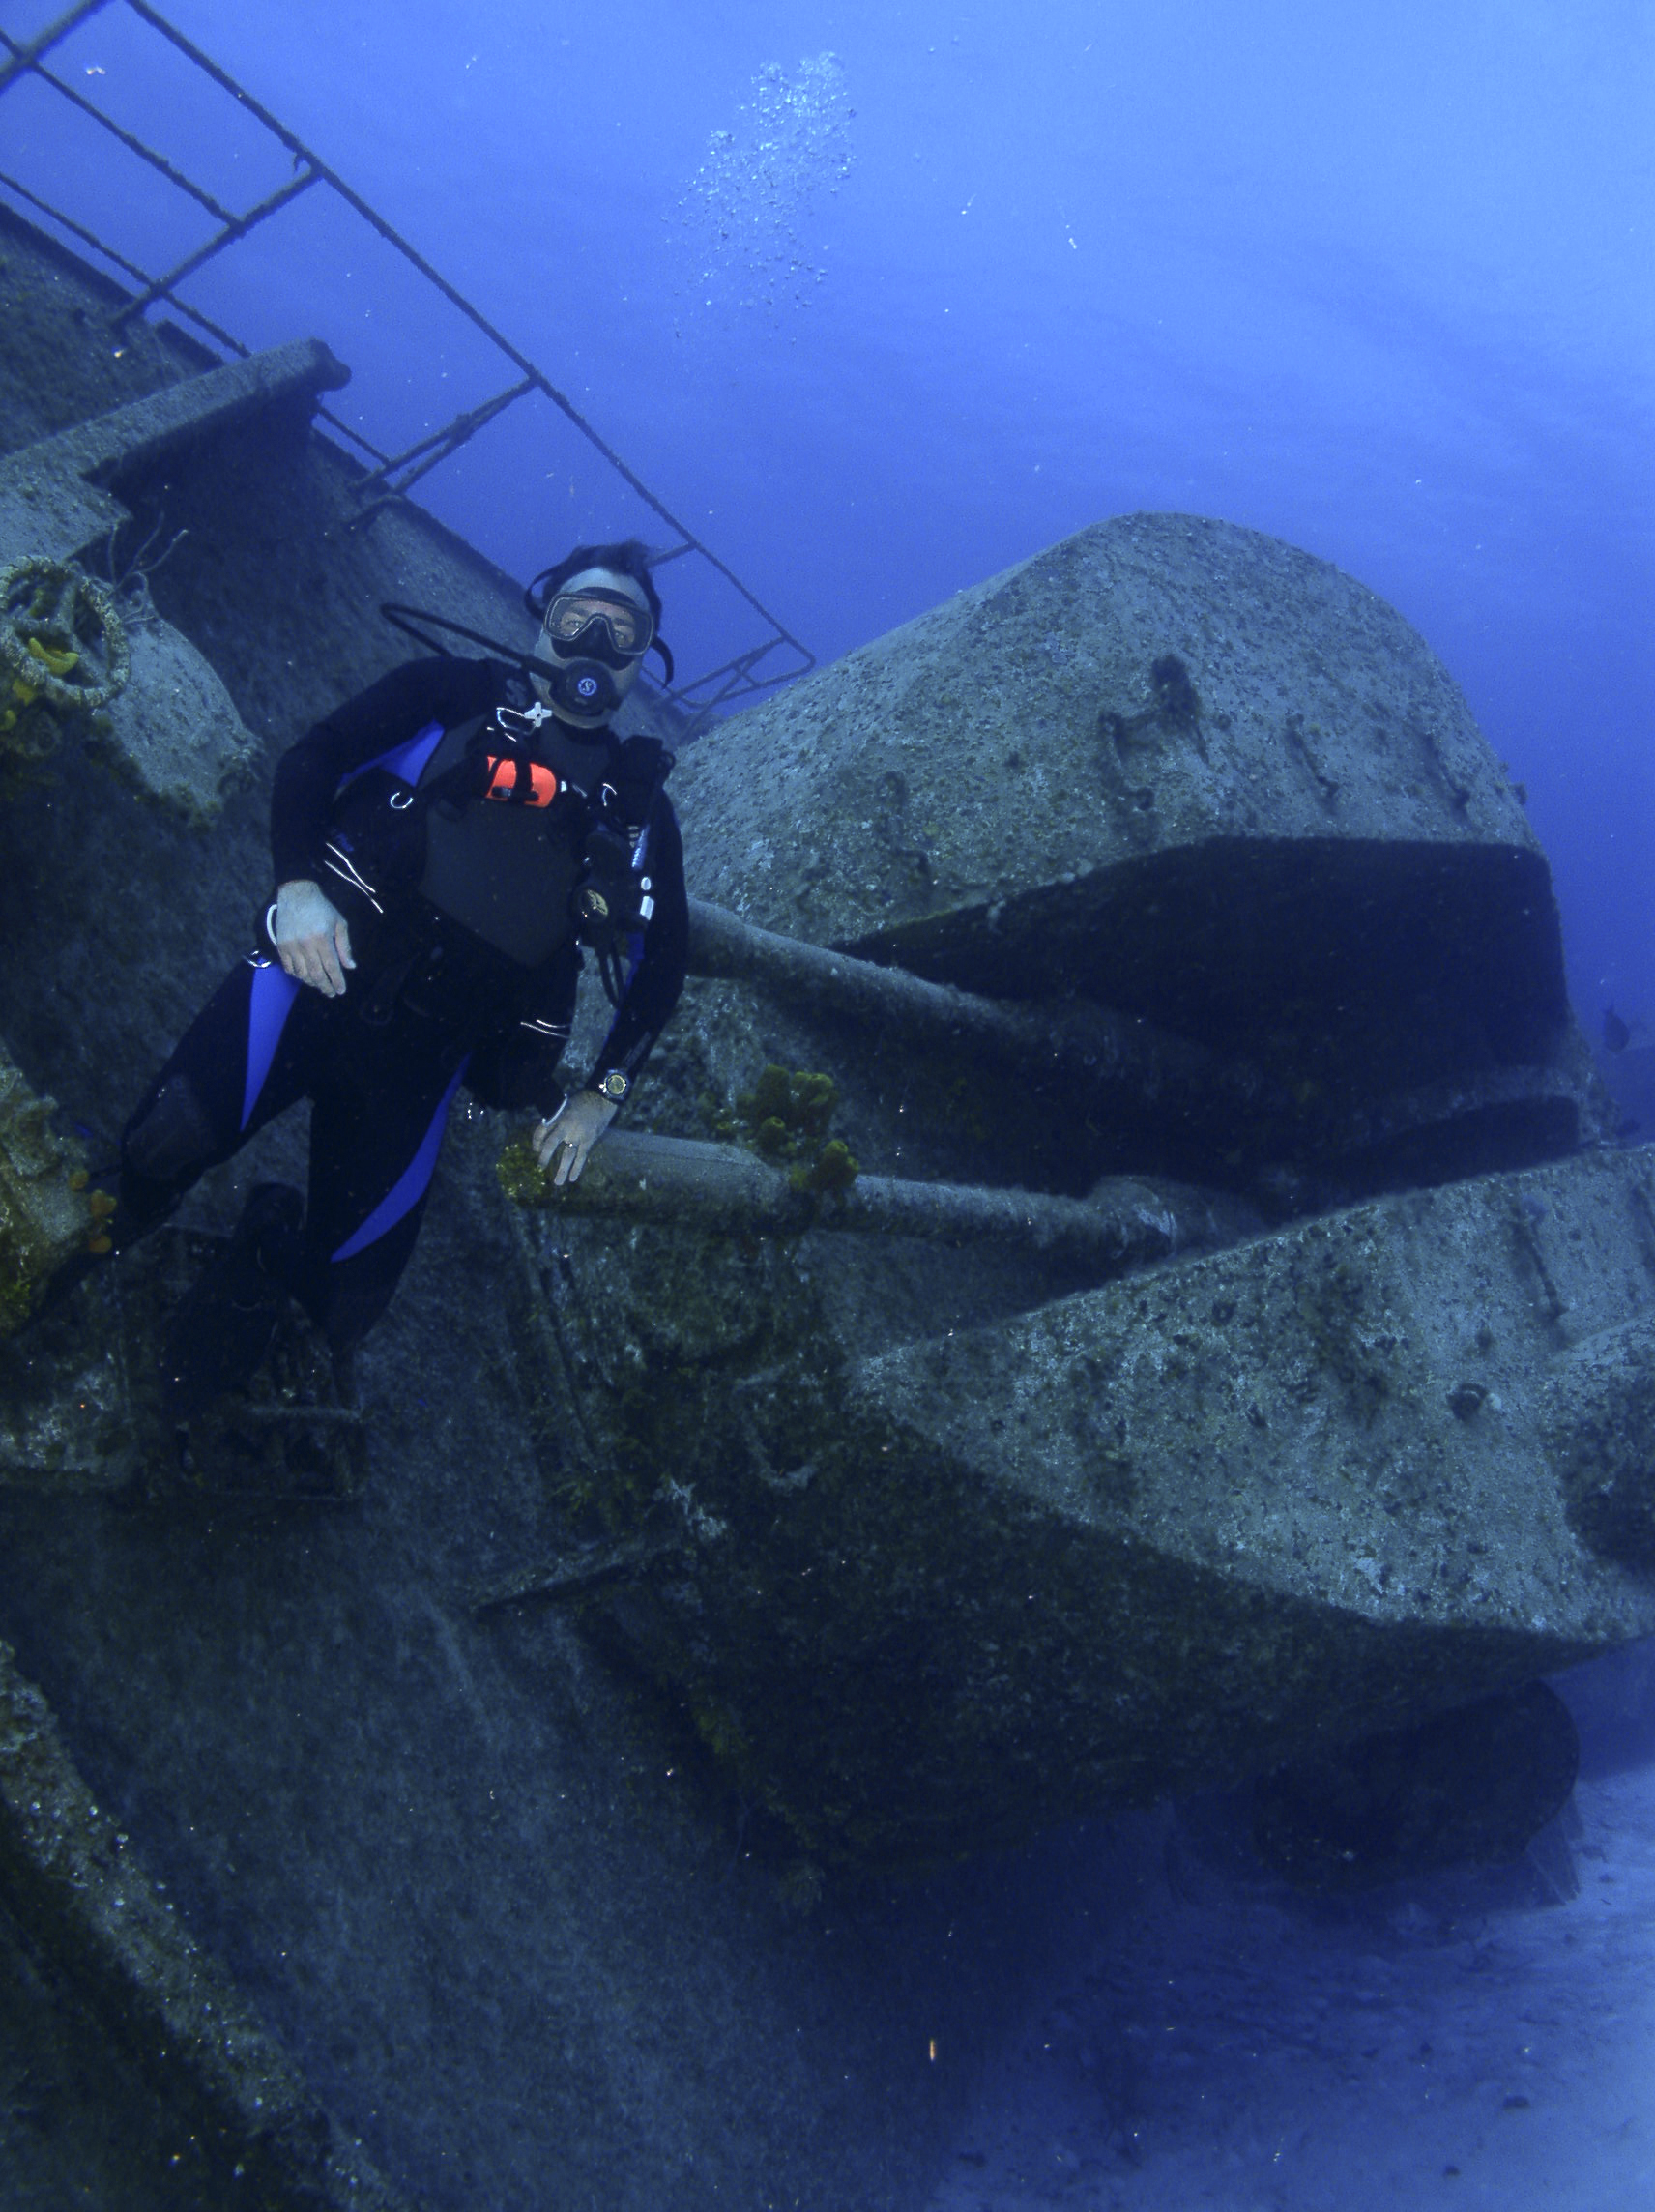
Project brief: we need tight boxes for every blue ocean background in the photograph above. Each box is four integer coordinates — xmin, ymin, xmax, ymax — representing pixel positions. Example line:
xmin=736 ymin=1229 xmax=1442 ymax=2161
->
xmin=4 ymin=4 xmax=1655 ymax=2206
xmin=6 ymin=0 xmax=1649 ymax=1025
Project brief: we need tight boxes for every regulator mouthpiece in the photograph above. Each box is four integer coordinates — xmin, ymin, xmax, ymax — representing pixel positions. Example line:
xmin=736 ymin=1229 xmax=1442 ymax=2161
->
xmin=547 ymin=658 xmax=624 ymax=721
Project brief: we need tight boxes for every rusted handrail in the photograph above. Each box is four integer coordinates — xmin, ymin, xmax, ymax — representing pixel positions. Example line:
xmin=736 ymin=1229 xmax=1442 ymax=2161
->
xmin=0 ymin=26 xmax=232 ymax=219
xmin=0 ymin=0 xmax=818 ymax=711
xmin=352 ymin=380 xmax=536 ymax=495
xmin=110 ymin=169 xmax=323 ymax=328
xmin=0 ymin=165 xmax=252 ymax=362
xmin=0 ymin=0 xmax=108 ymax=94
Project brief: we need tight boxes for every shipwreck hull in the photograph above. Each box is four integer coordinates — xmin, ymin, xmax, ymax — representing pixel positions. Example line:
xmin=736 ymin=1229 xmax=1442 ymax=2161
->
xmin=1 ymin=184 xmax=1653 ymax=2208
xmin=486 ymin=507 xmax=1646 ymax=1873
xmin=517 ymin=1143 xmax=1655 ymax=1868
xmin=669 ymin=513 xmax=1599 ymax=1198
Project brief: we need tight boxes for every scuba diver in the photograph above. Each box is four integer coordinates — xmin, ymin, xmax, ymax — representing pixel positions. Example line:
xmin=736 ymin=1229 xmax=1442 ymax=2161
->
xmin=109 ymin=538 xmax=686 ymax=1415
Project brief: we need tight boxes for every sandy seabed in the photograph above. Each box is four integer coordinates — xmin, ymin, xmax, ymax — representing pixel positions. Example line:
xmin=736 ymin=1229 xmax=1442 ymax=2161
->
xmin=928 ymin=1759 xmax=1655 ymax=2212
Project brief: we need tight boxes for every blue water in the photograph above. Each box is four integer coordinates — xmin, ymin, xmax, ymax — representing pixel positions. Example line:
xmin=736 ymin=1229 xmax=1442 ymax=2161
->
xmin=5 ymin=0 xmax=1651 ymax=1023
xmin=4 ymin=5 xmax=1655 ymax=2205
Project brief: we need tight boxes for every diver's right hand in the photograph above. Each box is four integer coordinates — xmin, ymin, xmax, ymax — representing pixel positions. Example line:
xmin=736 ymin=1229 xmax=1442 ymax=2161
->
xmin=274 ymin=879 xmax=356 ymax=996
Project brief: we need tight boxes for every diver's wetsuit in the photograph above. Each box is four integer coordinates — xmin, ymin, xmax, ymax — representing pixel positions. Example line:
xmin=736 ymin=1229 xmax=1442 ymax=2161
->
xmin=117 ymin=655 xmax=687 ymax=1351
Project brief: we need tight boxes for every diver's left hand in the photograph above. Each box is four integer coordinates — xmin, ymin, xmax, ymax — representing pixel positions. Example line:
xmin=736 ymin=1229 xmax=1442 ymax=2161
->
xmin=532 ymin=1091 xmax=619 ymax=1187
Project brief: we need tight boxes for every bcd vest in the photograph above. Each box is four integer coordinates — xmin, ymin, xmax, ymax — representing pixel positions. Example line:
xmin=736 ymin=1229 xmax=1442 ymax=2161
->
xmin=313 ymin=705 xmax=671 ymax=1015
xmin=418 ymin=715 xmax=593 ymax=966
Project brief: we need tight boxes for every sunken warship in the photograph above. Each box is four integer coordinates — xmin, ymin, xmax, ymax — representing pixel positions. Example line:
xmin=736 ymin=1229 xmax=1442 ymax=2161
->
xmin=1 ymin=203 xmax=1653 ymax=2209
xmin=501 ymin=507 xmax=1651 ymax=1871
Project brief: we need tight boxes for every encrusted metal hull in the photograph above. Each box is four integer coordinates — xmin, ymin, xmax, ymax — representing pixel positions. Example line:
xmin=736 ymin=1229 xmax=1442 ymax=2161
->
xmin=512 ymin=1143 xmax=1655 ymax=1867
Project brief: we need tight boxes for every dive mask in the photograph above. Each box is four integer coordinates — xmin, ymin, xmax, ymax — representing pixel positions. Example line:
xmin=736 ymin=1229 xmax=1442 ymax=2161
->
xmin=529 ymin=565 xmax=658 ymax=725
xmin=543 ymin=589 xmax=653 ymax=668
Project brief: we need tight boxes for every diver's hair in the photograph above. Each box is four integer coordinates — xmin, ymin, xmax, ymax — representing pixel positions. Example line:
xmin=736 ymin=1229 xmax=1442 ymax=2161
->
xmin=524 ymin=538 xmax=663 ymax=635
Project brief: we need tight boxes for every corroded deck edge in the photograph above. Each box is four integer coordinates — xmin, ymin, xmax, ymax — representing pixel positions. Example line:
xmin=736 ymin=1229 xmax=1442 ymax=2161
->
xmin=0 ymin=1639 xmax=409 ymax=2210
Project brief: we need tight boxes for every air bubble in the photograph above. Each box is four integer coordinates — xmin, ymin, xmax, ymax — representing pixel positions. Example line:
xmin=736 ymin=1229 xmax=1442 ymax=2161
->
xmin=682 ymin=53 xmax=854 ymax=322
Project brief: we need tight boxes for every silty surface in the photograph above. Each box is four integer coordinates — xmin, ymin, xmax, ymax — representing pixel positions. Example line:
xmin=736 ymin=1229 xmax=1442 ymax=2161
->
xmin=858 ymin=1146 xmax=1655 ymax=1649
xmin=672 ymin=513 xmax=1536 ymax=946
xmin=0 ymin=1128 xmax=1018 ymax=2211
xmin=923 ymin=1729 xmax=1655 ymax=2212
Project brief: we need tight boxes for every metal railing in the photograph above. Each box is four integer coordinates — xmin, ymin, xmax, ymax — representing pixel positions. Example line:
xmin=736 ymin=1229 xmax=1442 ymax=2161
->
xmin=0 ymin=0 xmax=816 ymax=724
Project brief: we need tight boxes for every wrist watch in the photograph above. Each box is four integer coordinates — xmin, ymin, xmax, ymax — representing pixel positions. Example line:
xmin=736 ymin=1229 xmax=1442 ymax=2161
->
xmin=593 ymin=1070 xmax=630 ymax=1103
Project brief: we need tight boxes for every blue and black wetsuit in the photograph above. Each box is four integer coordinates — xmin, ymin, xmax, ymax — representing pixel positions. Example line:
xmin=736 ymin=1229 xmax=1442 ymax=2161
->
xmin=117 ymin=654 xmax=688 ymax=1352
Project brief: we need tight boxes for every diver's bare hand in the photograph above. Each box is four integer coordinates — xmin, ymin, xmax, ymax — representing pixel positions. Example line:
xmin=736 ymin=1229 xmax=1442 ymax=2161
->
xmin=533 ymin=1091 xmax=619 ymax=1186
xmin=274 ymin=879 xmax=356 ymax=996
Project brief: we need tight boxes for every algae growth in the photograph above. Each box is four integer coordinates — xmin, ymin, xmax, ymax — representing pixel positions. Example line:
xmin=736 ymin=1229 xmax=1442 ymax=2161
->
xmin=0 ymin=1046 xmax=98 ymax=1333
xmin=0 ymin=561 xmax=129 ymax=796
xmin=729 ymin=1062 xmax=858 ymax=1192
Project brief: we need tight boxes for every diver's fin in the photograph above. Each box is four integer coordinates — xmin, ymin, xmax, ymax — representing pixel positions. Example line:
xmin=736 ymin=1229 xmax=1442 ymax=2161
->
xmin=160 ymin=1182 xmax=304 ymax=1420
